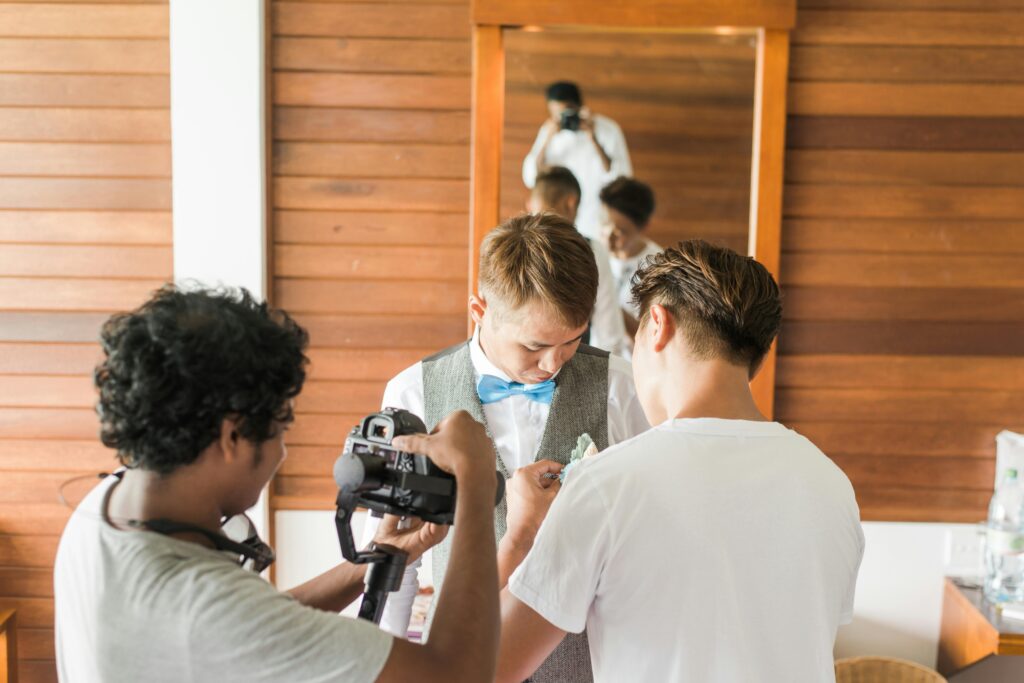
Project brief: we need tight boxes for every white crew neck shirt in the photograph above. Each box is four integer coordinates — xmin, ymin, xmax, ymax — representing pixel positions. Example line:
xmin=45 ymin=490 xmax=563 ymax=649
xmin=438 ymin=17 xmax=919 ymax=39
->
xmin=55 ymin=475 xmax=393 ymax=683
xmin=509 ymin=418 xmax=864 ymax=683
xmin=523 ymin=113 xmax=633 ymax=240
xmin=609 ymin=238 xmax=662 ymax=318
xmin=364 ymin=330 xmax=650 ymax=636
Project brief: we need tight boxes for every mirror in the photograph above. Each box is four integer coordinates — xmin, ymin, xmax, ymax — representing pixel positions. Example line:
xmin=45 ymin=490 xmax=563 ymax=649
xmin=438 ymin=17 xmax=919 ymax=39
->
xmin=501 ymin=27 xmax=757 ymax=258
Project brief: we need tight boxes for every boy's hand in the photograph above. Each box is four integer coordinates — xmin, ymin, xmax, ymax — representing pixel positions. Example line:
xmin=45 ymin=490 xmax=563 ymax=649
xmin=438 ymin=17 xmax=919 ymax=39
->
xmin=505 ymin=460 xmax=562 ymax=549
xmin=373 ymin=514 xmax=448 ymax=563
xmin=392 ymin=410 xmax=495 ymax=487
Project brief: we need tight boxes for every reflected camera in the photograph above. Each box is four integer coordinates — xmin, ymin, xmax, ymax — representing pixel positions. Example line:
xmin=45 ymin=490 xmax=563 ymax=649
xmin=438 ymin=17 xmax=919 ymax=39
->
xmin=560 ymin=109 xmax=582 ymax=132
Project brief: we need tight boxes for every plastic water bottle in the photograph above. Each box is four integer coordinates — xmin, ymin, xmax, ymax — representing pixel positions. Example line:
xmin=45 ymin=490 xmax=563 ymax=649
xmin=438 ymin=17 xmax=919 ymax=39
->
xmin=984 ymin=468 xmax=1024 ymax=603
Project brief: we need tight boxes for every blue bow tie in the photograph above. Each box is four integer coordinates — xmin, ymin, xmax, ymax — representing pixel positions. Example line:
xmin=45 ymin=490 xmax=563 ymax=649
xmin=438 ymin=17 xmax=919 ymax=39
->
xmin=477 ymin=375 xmax=556 ymax=405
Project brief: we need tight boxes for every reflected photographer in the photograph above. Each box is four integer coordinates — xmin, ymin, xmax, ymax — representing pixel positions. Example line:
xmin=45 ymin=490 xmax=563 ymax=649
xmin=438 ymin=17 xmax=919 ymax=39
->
xmin=54 ymin=286 xmax=501 ymax=683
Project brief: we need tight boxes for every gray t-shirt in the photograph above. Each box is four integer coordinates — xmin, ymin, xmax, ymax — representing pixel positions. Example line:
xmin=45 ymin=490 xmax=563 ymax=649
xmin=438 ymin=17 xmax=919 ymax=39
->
xmin=55 ymin=475 xmax=392 ymax=682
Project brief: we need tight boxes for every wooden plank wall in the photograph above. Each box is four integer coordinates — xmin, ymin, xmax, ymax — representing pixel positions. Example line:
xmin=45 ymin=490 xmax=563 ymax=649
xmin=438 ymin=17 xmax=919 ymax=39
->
xmin=776 ymin=0 xmax=1024 ymax=521
xmin=501 ymin=29 xmax=755 ymax=255
xmin=270 ymin=0 xmax=1023 ymax=523
xmin=270 ymin=0 xmax=472 ymax=509
xmin=0 ymin=2 xmax=171 ymax=681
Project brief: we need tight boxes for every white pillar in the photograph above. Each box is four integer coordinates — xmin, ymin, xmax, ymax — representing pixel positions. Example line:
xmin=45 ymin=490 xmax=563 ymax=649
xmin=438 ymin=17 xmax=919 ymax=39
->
xmin=169 ymin=0 xmax=270 ymax=538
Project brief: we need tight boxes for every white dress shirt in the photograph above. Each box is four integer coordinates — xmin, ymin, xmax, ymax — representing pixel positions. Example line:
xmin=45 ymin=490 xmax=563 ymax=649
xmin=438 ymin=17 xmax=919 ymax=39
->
xmin=523 ymin=114 xmax=633 ymax=240
xmin=609 ymin=239 xmax=662 ymax=319
xmin=588 ymin=238 xmax=628 ymax=357
xmin=363 ymin=330 xmax=650 ymax=637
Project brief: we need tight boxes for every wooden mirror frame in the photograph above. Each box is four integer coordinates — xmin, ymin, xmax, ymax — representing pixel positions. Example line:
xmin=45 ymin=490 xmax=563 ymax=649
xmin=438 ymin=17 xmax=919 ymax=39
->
xmin=468 ymin=0 xmax=795 ymax=417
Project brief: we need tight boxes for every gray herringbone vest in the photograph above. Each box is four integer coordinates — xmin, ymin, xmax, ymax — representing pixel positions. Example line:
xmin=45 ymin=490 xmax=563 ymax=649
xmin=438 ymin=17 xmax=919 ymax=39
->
xmin=421 ymin=341 xmax=608 ymax=683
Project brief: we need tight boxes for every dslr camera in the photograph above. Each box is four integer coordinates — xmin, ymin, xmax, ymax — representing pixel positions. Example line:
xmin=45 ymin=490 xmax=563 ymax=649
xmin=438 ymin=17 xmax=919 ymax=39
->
xmin=559 ymin=108 xmax=582 ymax=132
xmin=334 ymin=407 xmax=504 ymax=525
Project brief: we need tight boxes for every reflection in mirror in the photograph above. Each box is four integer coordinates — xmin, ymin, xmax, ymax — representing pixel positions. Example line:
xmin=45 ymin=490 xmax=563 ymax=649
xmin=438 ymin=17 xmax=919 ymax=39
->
xmin=502 ymin=27 xmax=757 ymax=259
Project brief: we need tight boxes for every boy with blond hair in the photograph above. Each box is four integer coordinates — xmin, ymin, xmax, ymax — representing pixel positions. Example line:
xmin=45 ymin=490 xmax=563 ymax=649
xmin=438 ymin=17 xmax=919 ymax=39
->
xmin=367 ymin=213 xmax=649 ymax=682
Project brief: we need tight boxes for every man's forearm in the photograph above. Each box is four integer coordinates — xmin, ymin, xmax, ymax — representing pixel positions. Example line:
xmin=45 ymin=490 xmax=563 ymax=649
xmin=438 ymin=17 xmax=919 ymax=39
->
xmin=286 ymin=561 xmax=367 ymax=612
xmin=497 ymin=533 xmax=532 ymax=589
xmin=425 ymin=477 xmax=499 ymax=679
xmin=589 ymin=133 xmax=612 ymax=171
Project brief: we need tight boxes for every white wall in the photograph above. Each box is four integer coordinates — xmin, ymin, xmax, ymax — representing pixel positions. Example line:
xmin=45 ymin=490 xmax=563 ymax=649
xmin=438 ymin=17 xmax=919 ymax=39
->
xmin=275 ymin=512 xmax=981 ymax=667
xmin=169 ymin=0 xmax=269 ymax=537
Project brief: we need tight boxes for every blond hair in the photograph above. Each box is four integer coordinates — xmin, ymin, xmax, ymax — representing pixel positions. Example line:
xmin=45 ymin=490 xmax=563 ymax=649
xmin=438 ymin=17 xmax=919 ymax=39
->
xmin=478 ymin=213 xmax=597 ymax=328
xmin=631 ymin=240 xmax=781 ymax=372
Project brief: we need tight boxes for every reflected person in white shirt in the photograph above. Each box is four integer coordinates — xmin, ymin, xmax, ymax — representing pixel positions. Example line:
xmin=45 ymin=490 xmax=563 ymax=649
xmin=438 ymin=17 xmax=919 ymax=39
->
xmin=526 ymin=166 xmax=628 ymax=357
xmin=523 ymin=81 xmax=633 ymax=240
xmin=362 ymin=213 xmax=649 ymax=682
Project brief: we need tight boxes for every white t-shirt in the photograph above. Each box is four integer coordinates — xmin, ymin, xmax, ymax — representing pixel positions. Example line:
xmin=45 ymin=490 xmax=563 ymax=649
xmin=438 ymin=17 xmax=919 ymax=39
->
xmin=55 ymin=475 xmax=393 ymax=683
xmin=609 ymin=239 xmax=662 ymax=319
xmin=587 ymin=237 xmax=628 ymax=356
xmin=523 ymin=113 xmax=633 ymax=240
xmin=366 ymin=330 xmax=650 ymax=636
xmin=509 ymin=418 xmax=864 ymax=683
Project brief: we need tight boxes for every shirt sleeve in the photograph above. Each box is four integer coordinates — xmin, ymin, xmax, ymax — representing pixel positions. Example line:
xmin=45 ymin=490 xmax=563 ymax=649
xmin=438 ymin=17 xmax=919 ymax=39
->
xmin=508 ymin=465 xmax=611 ymax=634
xmin=839 ymin=522 xmax=866 ymax=624
xmin=369 ymin=365 xmax=427 ymax=637
xmin=587 ymin=240 xmax=627 ymax=356
xmin=190 ymin=564 xmax=395 ymax=682
xmin=522 ymin=124 xmax=549 ymax=188
xmin=606 ymin=355 xmax=650 ymax=446
xmin=598 ymin=117 xmax=632 ymax=181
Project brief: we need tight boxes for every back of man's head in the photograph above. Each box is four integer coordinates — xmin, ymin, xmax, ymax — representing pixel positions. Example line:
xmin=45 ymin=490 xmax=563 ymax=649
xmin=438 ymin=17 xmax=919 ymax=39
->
xmin=95 ymin=286 xmax=309 ymax=474
xmin=530 ymin=166 xmax=581 ymax=220
xmin=545 ymin=81 xmax=583 ymax=106
xmin=600 ymin=177 xmax=656 ymax=229
xmin=479 ymin=213 xmax=598 ymax=328
xmin=631 ymin=240 xmax=781 ymax=375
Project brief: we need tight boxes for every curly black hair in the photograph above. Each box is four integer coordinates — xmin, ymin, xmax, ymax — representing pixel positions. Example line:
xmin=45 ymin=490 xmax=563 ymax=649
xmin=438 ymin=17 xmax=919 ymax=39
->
xmin=94 ymin=285 xmax=309 ymax=475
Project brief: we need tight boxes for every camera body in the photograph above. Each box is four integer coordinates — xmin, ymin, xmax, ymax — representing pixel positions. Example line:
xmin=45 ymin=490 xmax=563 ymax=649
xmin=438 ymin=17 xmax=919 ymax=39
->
xmin=560 ymin=108 xmax=582 ymax=132
xmin=340 ymin=408 xmax=458 ymax=524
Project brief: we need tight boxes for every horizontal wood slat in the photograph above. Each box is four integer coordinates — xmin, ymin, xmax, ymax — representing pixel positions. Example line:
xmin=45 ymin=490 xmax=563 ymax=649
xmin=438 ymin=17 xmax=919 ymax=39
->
xmin=274 ymin=142 xmax=468 ymax=179
xmin=786 ymin=151 xmax=1024 ymax=186
xmin=0 ymin=74 xmax=169 ymax=108
xmin=273 ymin=37 xmax=470 ymax=74
xmin=0 ymin=37 xmax=168 ymax=73
xmin=0 ymin=376 xmax=95 ymax=408
xmin=0 ymin=408 xmax=100 ymax=440
xmin=0 ymin=245 xmax=171 ymax=279
xmin=274 ymin=107 xmax=470 ymax=144
xmin=271 ymin=2 xmax=470 ymax=39
xmin=790 ymin=45 xmax=1024 ymax=83
xmin=274 ymin=177 xmax=467 ymax=212
xmin=0 ymin=108 xmax=170 ymax=142
xmin=783 ymin=287 xmax=1024 ymax=322
xmin=782 ymin=219 xmax=1024 ymax=254
xmin=0 ymin=343 xmax=102 ymax=374
xmin=0 ymin=142 xmax=171 ymax=177
xmin=294 ymin=313 xmax=465 ymax=349
xmin=789 ymin=82 xmax=1024 ymax=117
xmin=0 ymin=211 xmax=171 ymax=245
xmin=274 ymin=72 xmax=469 ymax=109
xmin=0 ymin=4 xmax=167 ymax=38
xmin=777 ymin=355 xmax=1024 ymax=391
xmin=784 ymin=185 xmax=1024 ymax=220
xmin=794 ymin=10 xmax=1024 ymax=47
xmin=275 ymin=244 xmax=467 ymax=280
xmin=779 ymin=322 xmax=1024 ymax=356
xmin=274 ymin=210 xmax=467 ymax=246
xmin=0 ymin=177 xmax=171 ymax=210
xmin=782 ymin=252 xmax=1024 ymax=288
xmin=776 ymin=388 xmax=1024 ymax=424
xmin=787 ymin=116 xmax=1024 ymax=151
xmin=0 ymin=279 xmax=166 ymax=311
xmin=275 ymin=278 xmax=466 ymax=315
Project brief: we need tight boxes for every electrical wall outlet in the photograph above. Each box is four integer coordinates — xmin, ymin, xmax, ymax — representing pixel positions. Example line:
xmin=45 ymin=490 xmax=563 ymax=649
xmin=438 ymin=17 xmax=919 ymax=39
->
xmin=944 ymin=525 xmax=985 ymax=577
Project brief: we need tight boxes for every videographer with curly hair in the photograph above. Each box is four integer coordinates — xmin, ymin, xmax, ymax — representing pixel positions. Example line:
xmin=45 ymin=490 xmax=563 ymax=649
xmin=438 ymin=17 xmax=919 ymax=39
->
xmin=54 ymin=286 xmax=501 ymax=683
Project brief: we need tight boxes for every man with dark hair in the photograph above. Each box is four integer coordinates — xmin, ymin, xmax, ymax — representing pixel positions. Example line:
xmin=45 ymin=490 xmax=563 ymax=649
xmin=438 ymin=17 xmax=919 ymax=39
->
xmin=600 ymin=176 xmax=662 ymax=347
xmin=494 ymin=241 xmax=864 ymax=682
xmin=523 ymin=80 xmax=632 ymax=240
xmin=54 ymin=286 xmax=503 ymax=682
xmin=528 ymin=166 xmax=627 ymax=356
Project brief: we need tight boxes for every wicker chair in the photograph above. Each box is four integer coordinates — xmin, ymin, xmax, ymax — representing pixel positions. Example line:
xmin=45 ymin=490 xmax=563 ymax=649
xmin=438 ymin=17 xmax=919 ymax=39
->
xmin=835 ymin=657 xmax=947 ymax=683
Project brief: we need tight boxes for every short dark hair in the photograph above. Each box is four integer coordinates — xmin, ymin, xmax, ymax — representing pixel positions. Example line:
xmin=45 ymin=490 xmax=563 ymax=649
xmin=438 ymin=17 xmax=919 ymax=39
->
xmin=631 ymin=240 xmax=782 ymax=374
xmin=600 ymin=177 xmax=656 ymax=229
xmin=479 ymin=213 xmax=598 ymax=328
xmin=95 ymin=286 xmax=309 ymax=475
xmin=545 ymin=81 xmax=582 ymax=106
xmin=533 ymin=166 xmax=581 ymax=206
